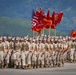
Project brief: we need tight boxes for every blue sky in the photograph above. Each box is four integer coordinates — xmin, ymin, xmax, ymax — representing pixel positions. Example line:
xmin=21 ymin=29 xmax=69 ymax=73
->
xmin=0 ymin=0 xmax=76 ymax=19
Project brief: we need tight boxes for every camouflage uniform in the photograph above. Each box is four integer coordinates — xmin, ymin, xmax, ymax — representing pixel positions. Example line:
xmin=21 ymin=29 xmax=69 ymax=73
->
xmin=12 ymin=39 xmax=21 ymax=68
xmin=31 ymin=46 xmax=38 ymax=68
xmin=9 ymin=40 xmax=14 ymax=68
xmin=0 ymin=39 xmax=4 ymax=68
xmin=27 ymin=39 xmax=34 ymax=68
xmin=73 ymin=47 xmax=76 ymax=62
xmin=21 ymin=40 xmax=29 ymax=69
xmin=53 ymin=42 xmax=58 ymax=67
xmin=70 ymin=46 xmax=75 ymax=62
xmin=3 ymin=37 xmax=10 ymax=68
xmin=37 ymin=39 xmax=45 ymax=68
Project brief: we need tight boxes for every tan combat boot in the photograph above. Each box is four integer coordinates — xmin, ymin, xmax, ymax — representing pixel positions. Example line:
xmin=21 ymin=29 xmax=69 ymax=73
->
xmin=5 ymin=64 xmax=8 ymax=68
xmin=28 ymin=65 xmax=31 ymax=69
xmin=14 ymin=64 xmax=17 ymax=69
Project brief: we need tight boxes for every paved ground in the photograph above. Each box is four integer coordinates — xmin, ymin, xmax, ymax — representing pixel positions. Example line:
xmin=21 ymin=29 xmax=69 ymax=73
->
xmin=0 ymin=63 xmax=76 ymax=75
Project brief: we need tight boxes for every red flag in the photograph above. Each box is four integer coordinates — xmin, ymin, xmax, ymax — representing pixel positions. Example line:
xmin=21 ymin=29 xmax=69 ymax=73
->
xmin=31 ymin=9 xmax=43 ymax=33
xmin=71 ymin=30 xmax=76 ymax=38
xmin=31 ymin=9 xmax=39 ymax=32
xmin=52 ymin=11 xmax=64 ymax=26
xmin=35 ymin=9 xmax=40 ymax=17
xmin=36 ymin=9 xmax=44 ymax=32
xmin=43 ymin=9 xmax=52 ymax=29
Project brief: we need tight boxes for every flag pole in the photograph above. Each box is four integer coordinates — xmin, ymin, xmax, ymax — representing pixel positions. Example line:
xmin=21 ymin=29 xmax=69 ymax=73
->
xmin=36 ymin=32 xmax=38 ymax=37
xmin=43 ymin=29 xmax=44 ymax=35
xmin=48 ymin=28 xmax=50 ymax=36
xmin=32 ymin=31 xmax=34 ymax=38
xmin=41 ymin=30 xmax=42 ymax=36
xmin=50 ymin=27 xmax=51 ymax=36
xmin=54 ymin=28 xmax=56 ymax=37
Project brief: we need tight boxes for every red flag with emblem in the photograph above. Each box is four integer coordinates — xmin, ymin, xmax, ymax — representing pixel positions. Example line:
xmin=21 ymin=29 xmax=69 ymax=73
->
xmin=43 ymin=9 xmax=52 ymax=29
xmin=52 ymin=11 xmax=64 ymax=25
xmin=51 ymin=11 xmax=64 ymax=29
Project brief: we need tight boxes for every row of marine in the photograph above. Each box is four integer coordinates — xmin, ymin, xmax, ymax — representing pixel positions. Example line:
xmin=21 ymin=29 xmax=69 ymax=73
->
xmin=0 ymin=35 xmax=76 ymax=69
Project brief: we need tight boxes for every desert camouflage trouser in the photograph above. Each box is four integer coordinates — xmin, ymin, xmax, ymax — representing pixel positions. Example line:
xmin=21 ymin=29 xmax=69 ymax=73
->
xmin=44 ymin=52 xmax=50 ymax=67
xmin=38 ymin=52 xmax=44 ymax=67
xmin=0 ymin=51 xmax=4 ymax=67
xmin=31 ymin=52 xmax=37 ymax=68
xmin=12 ymin=50 xmax=21 ymax=66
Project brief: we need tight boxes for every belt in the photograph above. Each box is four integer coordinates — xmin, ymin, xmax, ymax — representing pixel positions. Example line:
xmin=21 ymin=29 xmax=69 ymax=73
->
xmin=0 ymin=50 xmax=4 ymax=51
xmin=13 ymin=50 xmax=20 ymax=53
